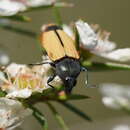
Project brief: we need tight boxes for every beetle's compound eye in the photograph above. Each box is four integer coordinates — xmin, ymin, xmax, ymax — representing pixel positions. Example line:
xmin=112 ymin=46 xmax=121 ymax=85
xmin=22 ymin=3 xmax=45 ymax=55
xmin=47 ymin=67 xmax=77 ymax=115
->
xmin=65 ymin=77 xmax=77 ymax=86
xmin=65 ymin=77 xmax=72 ymax=81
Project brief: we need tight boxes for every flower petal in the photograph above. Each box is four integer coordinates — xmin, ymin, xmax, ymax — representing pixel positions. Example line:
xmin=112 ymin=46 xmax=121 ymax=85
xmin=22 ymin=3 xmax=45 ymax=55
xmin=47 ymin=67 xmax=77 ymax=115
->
xmin=76 ymin=20 xmax=116 ymax=53
xmin=102 ymin=97 xmax=121 ymax=109
xmin=0 ymin=50 xmax=10 ymax=66
xmin=92 ymin=39 xmax=116 ymax=53
xmin=99 ymin=83 xmax=130 ymax=98
xmin=62 ymin=24 xmax=74 ymax=38
xmin=6 ymin=88 xmax=32 ymax=99
xmin=0 ymin=98 xmax=32 ymax=129
xmin=5 ymin=63 xmax=26 ymax=77
xmin=26 ymin=0 xmax=55 ymax=7
xmin=99 ymin=48 xmax=130 ymax=62
xmin=100 ymin=83 xmax=130 ymax=109
xmin=76 ymin=20 xmax=98 ymax=49
xmin=0 ymin=0 xmax=26 ymax=16
xmin=102 ymin=96 xmax=130 ymax=109
xmin=113 ymin=125 xmax=130 ymax=130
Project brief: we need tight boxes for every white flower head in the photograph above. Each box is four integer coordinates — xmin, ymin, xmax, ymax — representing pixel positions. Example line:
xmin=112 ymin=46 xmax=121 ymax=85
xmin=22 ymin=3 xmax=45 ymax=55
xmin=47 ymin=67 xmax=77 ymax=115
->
xmin=76 ymin=20 xmax=98 ymax=49
xmin=62 ymin=24 xmax=74 ymax=39
xmin=76 ymin=20 xmax=130 ymax=62
xmin=26 ymin=0 xmax=56 ymax=7
xmin=99 ymin=83 xmax=130 ymax=109
xmin=0 ymin=98 xmax=32 ymax=129
xmin=0 ymin=0 xmax=26 ymax=16
xmin=32 ymin=56 xmax=63 ymax=89
xmin=0 ymin=61 xmax=62 ymax=99
xmin=0 ymin=50 xmax=10 ymax=66
xmin=5 ymin=63 xmax=26 ymax=77
xmin=113 ymin=125 xmax=130 ymax=130
xmin=0 ymin=0 xmax=60 ymax=16
xmin=99 ymin=48 xmax=130 ymax=62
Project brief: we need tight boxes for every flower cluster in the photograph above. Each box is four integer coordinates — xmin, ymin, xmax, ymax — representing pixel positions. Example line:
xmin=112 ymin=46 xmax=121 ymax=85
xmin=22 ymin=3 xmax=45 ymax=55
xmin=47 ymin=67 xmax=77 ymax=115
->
xmin=99 ymin=83 xmax=130 ymax=109
xmin=0 ymin=56 xmax=62 ymax=129
xmin=0 ymin=98 xmax=32 ymax=130
xmin=0 ymin=0 xmax=61 ymax=16
xmin=75 ymin=20 xmax=130 ymax=62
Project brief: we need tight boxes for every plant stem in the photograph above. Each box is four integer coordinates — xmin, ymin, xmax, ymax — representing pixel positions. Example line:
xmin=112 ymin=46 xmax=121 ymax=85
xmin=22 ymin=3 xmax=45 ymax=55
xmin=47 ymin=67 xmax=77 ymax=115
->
xmin=46 ymin=102 xmax=69 ymax=130
xmin=29 ymin=105 xmax=48 ymax=130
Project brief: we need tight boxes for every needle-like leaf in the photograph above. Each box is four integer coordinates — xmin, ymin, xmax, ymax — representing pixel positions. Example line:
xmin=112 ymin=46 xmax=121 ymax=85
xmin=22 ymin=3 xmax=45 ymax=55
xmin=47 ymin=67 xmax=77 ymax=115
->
xmin=82 ymin=61 xmax=130 ymax=71
xmin=46 ymin=102 xmax=69 ymax=130
xmin=30 ymin=105 xmax=48 ymax=130
xmin=25 ymin=2 xmax=73 ymax=13
xmin=0 ymin=15 xmax=31 ymax=22
xmin=59 ymin=102 xmax=92 ymax=122
xmin=0 ymin=24 xmax=37 ymax=38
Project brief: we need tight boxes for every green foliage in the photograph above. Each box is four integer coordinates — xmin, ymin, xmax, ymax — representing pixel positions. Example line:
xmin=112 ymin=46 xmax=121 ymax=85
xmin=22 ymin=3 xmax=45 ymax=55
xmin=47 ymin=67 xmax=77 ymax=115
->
xmin=47 ymin=102 xmax=69 ymax=130
xmin=82 ymin=61 xmax=130 ymax=71
xmin=0 ymin=90 xmax=6 ymax=97
xmin=30 ymin=105 xmax=48 ymax=130
xmin=0 ymin=15 xmax=31 ymax=22
xmin=60 ymin=102 xmax=92 ymax=122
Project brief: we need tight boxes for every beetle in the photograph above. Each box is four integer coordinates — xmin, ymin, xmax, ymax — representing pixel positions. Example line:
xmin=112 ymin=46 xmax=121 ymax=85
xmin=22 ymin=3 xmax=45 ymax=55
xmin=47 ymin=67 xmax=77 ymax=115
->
xmin=31 ymin=24 xmax=88 ymax=93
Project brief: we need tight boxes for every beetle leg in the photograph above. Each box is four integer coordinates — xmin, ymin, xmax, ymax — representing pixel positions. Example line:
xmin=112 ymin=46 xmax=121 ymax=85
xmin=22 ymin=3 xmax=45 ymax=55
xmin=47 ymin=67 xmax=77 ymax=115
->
xmin=81 ymin=66 xmax=89 ymax=86
xmin=28 ymin=62 xmax=55 ymax=67
xmin=81 ymin=66 xmax=97 ymax=88
xmin=47 ymin=74 xmax=56 ymax=89
xmin=81 ymin=66 xmax=87 ymax=72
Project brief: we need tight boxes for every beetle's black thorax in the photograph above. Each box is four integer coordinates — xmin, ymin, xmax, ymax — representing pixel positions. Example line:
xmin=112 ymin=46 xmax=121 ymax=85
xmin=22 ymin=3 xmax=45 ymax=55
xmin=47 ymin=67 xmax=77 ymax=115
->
xmin=55 ymin=57 xmax=81 ymax=78
xmin=55 ymin=57 xmax=81 ymax=93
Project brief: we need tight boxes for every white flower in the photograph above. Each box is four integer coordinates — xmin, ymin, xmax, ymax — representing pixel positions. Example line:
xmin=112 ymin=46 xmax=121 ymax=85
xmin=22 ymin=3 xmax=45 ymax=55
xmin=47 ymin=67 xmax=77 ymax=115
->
xmin=0 ymin=0 xmax=26 ymax=16
xmin=99 ymin=48 xmax=130 ymax=62
xmin=113 ymin=125 xmax=130 ymax=130
xmin=102 ymin=97 xmax=130 ymax=109
xmin=32 ymin=56 xmax=63 ymax=88
xmin=6 ymin=88 xmax=32 ymax=99
xmin=5 ymin=63 xmax=26 ymax=77
xmin=26 ymin=0 xmax=56 ymax=7
xmin=99 ymin=83 xmax=130 ymax=109
xmin=0 ymin=98 xmax=32 ymax=129
xmin=0 ymin=0 xmax=60 ymax=16
xmin=62 ymin=24 xmax=74 ymax=38
xmin=0 ymin=61 xmax=62 ymax=99
xmin=76 ymin=20 xmax=130 ymax=62
xmin=76 ymin=20 xmax=98 ymax=49
xmin=0 ymin=50 xmax=10 ymax=66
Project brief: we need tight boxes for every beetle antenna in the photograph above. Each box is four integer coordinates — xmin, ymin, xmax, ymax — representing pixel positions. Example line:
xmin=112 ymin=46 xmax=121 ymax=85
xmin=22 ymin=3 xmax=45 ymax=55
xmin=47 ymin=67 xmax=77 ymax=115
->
xmin=28 ymin=62 xmax=55 ymax=67
xmin=81 ymin=67 xmax=88 ymax=85
xmin=81 ymin=67 xmax=97 ymax=88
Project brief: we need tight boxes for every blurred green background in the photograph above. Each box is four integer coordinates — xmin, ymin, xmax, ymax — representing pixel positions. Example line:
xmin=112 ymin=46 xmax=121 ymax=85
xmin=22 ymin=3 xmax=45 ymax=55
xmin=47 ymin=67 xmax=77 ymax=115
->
xmin=0 ymin=0 xmax=130 ymax=130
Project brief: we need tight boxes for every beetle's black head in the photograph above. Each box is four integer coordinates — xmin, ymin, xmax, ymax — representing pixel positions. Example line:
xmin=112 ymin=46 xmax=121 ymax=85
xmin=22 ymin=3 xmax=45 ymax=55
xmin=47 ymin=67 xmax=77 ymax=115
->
xmin=64 ymin=77 xmax=77 ymax=93
xmin=55 ymin=58 xmax=81 ymax=93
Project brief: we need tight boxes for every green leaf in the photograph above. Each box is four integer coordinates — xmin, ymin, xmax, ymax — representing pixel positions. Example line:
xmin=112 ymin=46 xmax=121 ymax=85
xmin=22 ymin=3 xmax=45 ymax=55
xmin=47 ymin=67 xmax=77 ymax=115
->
xmin=0 ymin=24 xmax=37 ymax=38
xmin=121 ymin=106 xmax=130 ymax=115
xmin=46 ymin=102 xmax=69 ymax=130
xmin=25 ymin=2 xmax=73 ymax=13
xmin=57 ymin=94 xmax=90 ymax=101
xmin=53 ymin=7 xmax=62 ymax=26
xmin=60 ymin=102 xmax=92 ymax=122
xmin=73 ymin=25 xmax=80 ymax=51
xmin=0 ymin=15 xmax=31 ymax=22
xmin=25 ymin=89 xmax=89 ymax=104
xmin=82 ymin=61 xmax=130 ymax=71
xmin=30 ymin=105 xmax=48 ymax=130
xmin=0 ymin=90 xmax=6 ymax=97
